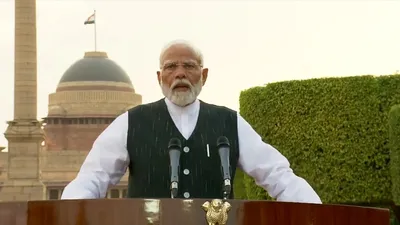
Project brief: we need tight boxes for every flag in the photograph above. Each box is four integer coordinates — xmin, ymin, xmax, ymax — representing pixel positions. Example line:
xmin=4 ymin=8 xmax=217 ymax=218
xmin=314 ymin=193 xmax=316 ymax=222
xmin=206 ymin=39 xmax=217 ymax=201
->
xmin=84 ymin=13 xmax=95 ymax=25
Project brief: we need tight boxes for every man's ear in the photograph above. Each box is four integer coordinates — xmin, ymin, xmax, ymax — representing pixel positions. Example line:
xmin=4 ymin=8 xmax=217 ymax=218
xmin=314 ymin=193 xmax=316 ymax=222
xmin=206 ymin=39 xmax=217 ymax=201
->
xmin=201 ymin=68 xmax=208 ymax=86
xmin=157 ymin=71 xmax=161 ymax=85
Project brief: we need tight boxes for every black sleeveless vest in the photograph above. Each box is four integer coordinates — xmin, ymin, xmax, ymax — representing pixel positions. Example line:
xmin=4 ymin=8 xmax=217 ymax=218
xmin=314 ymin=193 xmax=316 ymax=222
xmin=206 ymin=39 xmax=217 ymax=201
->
xmin=125 ymin=98 xmax=239 ymax=199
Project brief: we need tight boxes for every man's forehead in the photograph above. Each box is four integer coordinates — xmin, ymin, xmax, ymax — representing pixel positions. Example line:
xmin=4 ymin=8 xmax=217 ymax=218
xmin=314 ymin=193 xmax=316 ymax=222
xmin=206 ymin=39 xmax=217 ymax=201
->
xmin=161 ymin=45 xmax=199 ymax=62
xmin=163 ymin=59 xmax=197 ymax=64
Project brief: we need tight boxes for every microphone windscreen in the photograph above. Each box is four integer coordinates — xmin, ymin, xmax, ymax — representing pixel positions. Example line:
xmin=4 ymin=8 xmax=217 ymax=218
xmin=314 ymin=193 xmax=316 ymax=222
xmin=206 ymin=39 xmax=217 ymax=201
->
xmin=217 ymin=136 xmax=230 ymax=147
xmin=168 ymin=138 xmax=181 ymax=149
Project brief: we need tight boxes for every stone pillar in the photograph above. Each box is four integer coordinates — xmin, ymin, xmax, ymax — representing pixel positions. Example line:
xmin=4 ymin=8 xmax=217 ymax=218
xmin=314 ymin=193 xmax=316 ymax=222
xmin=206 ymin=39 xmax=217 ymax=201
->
xmin=14 ymin=0 xmax=38 ymax=120
xmin=1 ymin=0 xmax=44 ymax=201
xmin=5 ymin=125 xmax=42 ymax=180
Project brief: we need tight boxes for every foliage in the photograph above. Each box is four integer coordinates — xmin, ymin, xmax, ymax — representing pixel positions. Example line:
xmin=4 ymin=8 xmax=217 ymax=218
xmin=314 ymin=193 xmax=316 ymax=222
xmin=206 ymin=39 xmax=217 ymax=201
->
xmin=389 ymin=105 xmax=400 ymax=205
xmin=238 ymin=74 xmax=400 ymax=204
xmin=233 ymin=169 xmax=246 ymax=199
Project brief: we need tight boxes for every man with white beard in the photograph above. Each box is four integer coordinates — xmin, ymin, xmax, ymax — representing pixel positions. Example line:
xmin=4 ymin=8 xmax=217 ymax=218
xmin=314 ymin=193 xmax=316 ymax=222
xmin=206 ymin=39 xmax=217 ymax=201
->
xmin=61 ymin=40 xmax=322 ymax=204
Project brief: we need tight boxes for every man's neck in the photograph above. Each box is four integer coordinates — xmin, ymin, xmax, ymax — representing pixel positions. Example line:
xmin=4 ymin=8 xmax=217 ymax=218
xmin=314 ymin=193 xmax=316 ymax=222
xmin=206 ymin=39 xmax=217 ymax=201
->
xmin=164 ymin=97 xmax=200 ymax=115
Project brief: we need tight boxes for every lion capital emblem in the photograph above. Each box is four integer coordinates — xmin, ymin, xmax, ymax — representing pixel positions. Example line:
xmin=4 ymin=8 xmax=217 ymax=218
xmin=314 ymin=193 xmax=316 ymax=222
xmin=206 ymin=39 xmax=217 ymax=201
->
xmin=202 ymin=199 xmax=232 ymax=225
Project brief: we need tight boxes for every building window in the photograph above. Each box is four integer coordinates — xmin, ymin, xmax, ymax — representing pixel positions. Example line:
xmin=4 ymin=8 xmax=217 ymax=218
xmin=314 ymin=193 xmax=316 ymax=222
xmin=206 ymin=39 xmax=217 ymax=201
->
xmin=110 ymin=189 xmax=119 ymax=198
xmin=106 ymin=188 xmax=127 ymax=198
xmin=122 ymin=189 xmax=127 ymax=197
xmin=47 ymin=187 xmax=64 ymax=200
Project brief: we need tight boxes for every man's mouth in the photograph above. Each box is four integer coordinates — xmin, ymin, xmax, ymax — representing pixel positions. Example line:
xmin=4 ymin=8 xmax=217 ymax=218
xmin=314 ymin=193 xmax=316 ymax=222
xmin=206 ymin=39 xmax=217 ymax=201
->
xmin=173 ymin=84 xmax=190 ymax=91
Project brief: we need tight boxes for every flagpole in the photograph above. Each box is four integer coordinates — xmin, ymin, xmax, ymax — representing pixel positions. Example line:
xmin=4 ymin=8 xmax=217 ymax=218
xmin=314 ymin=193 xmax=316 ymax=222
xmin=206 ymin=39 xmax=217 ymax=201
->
xmin=94 ymin=10 xmax=97 ymax=52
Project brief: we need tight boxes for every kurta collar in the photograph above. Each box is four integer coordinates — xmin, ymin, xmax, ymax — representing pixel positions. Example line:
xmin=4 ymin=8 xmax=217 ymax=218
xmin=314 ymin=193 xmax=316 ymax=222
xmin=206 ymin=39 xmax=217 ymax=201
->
xmin=164 ymin=97 xmax=200 ymax=115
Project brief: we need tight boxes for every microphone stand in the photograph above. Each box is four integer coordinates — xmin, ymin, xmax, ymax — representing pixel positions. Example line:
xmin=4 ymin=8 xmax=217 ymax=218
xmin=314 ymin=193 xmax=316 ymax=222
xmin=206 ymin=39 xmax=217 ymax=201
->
xmin=168 ymin=138 xmax=181 ymax=199
xmin=222 ymin=179 xmax=231 ymax=200
xmin=171 ymin=182 xmax=178 ymax=199
xmin=217 ymin=136 xmax=232 ymax=201
xmin=223 ymin=193 xmax=228 ymax=200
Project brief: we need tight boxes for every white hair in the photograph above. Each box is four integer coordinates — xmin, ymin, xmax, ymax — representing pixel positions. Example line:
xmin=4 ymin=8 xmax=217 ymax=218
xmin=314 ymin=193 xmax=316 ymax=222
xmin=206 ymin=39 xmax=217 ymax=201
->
xmin=159 ymin=39 xmax=204 ymax=68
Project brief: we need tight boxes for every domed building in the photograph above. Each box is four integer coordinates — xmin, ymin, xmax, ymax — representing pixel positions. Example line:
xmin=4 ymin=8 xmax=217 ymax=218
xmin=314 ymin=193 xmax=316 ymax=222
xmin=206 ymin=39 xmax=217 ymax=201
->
xmin=37 ymin=51 xmax=141 ymax=199
xmin=0 ymin=3 xmax=143 ymax=201
xmin=43 ymin=51 xmax=142 ymax=151
xmin=0 ymin=51 xmax=140 ymax=201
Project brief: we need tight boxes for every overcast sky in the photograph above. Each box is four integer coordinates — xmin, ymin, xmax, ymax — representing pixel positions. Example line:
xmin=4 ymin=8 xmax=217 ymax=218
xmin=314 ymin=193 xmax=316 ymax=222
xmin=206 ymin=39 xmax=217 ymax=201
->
xmin=0 ymin=0 xmax=400 ymax=147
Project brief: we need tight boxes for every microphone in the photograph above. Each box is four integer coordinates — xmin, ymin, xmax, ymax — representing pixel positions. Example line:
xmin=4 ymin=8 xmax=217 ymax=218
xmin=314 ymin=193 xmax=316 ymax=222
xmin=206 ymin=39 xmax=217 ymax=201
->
xmin=217 ymin=136 xmax=232 ymax=199
xmin=168 ymin=138 xmax=182 ymax=198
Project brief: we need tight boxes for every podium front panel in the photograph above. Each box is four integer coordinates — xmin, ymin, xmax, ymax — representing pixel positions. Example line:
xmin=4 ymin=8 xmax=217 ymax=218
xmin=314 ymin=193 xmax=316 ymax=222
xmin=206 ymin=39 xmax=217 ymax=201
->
xmin=0 ymin=202 xmax=27 ymax=225
xmin=0 ymin=198 xmax=391 ymax=225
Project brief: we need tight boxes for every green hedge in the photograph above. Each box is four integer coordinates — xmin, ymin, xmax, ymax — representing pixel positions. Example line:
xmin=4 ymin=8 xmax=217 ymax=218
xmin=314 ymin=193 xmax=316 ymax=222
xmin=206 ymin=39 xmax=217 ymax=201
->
xmin=389 ymin=105 xmax=400 ymax=205
xmin=238 ymin=74 xmax=400 ymax=204
xmin=233 ymin=169 xmax=246 ymax=199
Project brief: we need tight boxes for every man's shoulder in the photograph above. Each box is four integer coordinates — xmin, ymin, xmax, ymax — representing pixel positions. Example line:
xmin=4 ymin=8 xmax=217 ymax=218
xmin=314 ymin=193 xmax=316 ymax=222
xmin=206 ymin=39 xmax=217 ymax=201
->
xmin=200 ymin=100 xmax=237 ymax=115
xmin=126 ymin=99 xmax=164 ymax=115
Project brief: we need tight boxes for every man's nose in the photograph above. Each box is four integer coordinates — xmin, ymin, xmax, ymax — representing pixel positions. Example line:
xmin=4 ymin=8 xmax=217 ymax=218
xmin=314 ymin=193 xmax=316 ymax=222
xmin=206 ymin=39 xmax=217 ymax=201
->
xmin=173 ymin=67 xmax=187 ymax=79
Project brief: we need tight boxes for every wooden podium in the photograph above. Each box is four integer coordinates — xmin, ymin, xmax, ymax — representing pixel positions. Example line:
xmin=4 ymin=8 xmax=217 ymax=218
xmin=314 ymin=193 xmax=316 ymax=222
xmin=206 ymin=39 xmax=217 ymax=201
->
xmin=0 ymin=198 xmax=391 ymax=225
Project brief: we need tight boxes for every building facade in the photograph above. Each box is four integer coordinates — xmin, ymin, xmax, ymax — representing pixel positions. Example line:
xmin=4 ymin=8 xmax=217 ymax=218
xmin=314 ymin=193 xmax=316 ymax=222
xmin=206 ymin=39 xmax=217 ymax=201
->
xmin=42 ymin=51 xmax=141 ymax=200
xmin=0 ymin=50 xmax=142 ymax=201
xmin=0 ymin=0 xmax=141 ymax=201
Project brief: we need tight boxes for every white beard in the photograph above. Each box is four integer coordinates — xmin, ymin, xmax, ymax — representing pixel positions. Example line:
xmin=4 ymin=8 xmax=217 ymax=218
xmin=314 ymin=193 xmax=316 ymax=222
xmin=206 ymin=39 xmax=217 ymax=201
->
xmin=161 ymin=78 xmax=202 ymax=107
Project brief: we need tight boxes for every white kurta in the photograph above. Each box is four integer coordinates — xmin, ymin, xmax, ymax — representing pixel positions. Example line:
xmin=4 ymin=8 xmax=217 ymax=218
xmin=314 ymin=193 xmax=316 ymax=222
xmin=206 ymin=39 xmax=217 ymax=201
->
xmin=61 ymin=98 xmax=322 ymax=204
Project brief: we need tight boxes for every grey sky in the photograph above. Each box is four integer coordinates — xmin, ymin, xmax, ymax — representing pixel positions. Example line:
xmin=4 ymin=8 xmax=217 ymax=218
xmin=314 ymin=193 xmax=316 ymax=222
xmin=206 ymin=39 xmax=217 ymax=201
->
xmin=1 ymin=0 xmax=400 ymax=146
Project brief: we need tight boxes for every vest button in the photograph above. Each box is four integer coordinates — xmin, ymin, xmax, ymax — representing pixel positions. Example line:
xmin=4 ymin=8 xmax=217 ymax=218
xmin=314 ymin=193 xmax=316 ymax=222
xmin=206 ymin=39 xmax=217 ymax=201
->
xmin=183 ymin=192 xmax=190 ymax=198
xmin=183 ymin=169 xmax=190 ymax=175
xmin=183 ymin=146 xmax=190 ymax=153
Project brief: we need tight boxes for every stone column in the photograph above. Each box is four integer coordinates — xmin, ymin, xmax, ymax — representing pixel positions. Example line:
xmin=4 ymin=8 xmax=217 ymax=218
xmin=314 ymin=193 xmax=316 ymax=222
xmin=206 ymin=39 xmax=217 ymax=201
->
xmin=14 ymin=0 xmax=38 ymax=120
xmin=1 ymin=0 xmax=44 ymax=201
